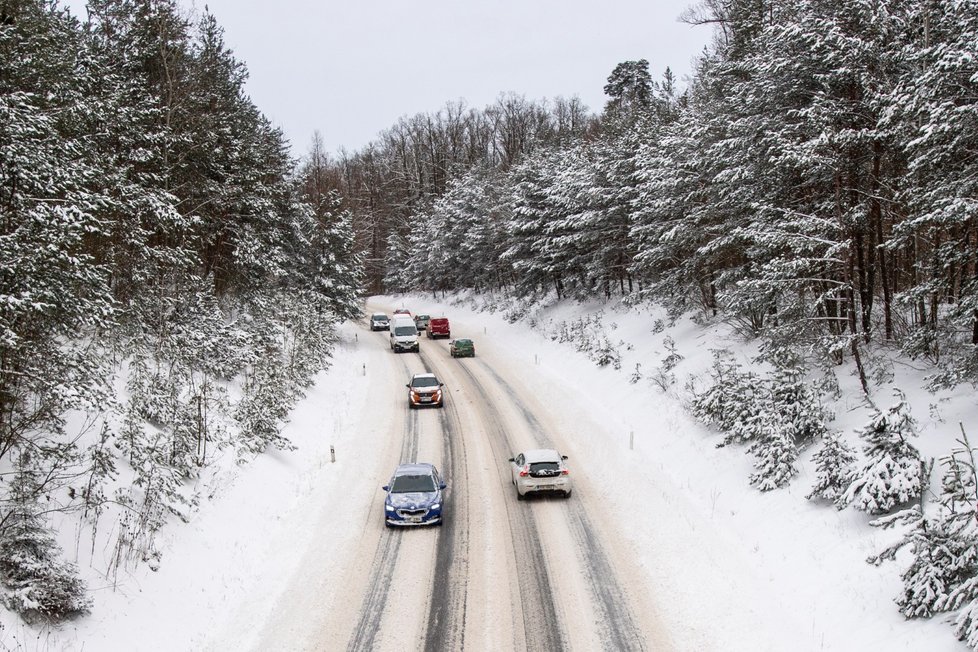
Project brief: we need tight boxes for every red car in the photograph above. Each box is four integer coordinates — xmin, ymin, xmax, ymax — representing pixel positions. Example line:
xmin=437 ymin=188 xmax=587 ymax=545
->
xmin=427 ymin=317 xmax=450 ymax=339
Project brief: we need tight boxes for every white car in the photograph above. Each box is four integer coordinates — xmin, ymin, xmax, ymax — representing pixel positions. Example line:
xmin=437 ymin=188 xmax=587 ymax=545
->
xmin=389 ymin=318 xmax=420 ymax=353
xmin=508 ymin=449 xmax=572 ymax=499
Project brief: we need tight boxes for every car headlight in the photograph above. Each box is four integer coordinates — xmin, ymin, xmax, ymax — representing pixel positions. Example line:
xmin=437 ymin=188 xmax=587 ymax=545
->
xmin=431 ymin=503 xmax=440 ymax=510
xmin=385 ymin=504 xmax=395 ymax=511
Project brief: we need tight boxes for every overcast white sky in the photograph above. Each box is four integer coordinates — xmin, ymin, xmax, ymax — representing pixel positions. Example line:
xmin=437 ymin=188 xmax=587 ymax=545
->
xmin=99 ymin=1 xmax=714 ymax=156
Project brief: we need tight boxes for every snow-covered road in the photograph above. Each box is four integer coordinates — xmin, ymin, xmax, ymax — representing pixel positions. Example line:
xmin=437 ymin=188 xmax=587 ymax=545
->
xmin=65 ymin=294 xmax=955 ymax=651
xmin=240 ymin=302 xmax=670 ymax=650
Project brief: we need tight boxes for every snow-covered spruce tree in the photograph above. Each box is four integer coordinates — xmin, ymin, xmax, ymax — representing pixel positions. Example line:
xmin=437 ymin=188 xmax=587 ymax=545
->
xmin=689 ymin=350 xmax=765 ymax=446
xmin=806 ymin=433 xmax=858 ymax=503
xmin=868 ymin=430 xmax=978 ymax=646
xmin=840 ymin=392 xmax=923 ymax=514
xmin=0 ymin=471 xmax=91 ymax=622
xmin=747 ymin=415 xmax=799 ymax=492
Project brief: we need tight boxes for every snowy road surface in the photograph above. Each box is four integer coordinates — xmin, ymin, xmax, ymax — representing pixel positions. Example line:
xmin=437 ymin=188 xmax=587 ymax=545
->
xmin=244 ymin=302 xmax=670 ymax=650
xmin=175 ymin=297 xmax=959 ymax=652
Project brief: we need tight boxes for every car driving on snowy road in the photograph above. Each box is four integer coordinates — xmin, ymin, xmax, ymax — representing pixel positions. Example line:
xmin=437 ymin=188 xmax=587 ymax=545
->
xmin=509 ymin=449 xmax=572 ymax=499
xmin=407 ymin=372 xmax=444 ymax=408
xmin=382 ymin=463 xmax=446 ymax=527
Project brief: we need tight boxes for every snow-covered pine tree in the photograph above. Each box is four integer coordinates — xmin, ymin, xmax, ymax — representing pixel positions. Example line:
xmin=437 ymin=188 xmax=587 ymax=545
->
xmin=840 ymin=392 xmax=923 ymax=514
xmin=0 ymin=471 xmax=92 ymax=622
xmin=868 ymin=428 xmax=978 ymax=646
xmin=806 ymin=433 xmax=857 ymax=503
xmin=748 ymin=415 xmax=799 ymax=491
xmin=689 ymin=350 xmax=764 ymax=446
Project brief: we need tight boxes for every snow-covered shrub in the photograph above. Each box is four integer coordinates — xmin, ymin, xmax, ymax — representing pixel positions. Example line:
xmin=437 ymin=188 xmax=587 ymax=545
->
xmin=592 ymin=336 xmax=621 ymax=369
xmin=0 ymin=475 xmax=91 ymax=622
xmin=767 ymin=363 xmax=831 ymax=445
xmin=869 ymin=433 xmax=978 ymax=647
xmin=748 ymin=416 xmax=799 ymax=491
xmin=660 ymin=335 xmax=684 ymax=371
xmin=689 ymin=351 xmax=764 ymax=444
xmin=840 ymin=392 xmax=923 ymax=514
xmin=807 ymin=433 xmax=857 ymax=503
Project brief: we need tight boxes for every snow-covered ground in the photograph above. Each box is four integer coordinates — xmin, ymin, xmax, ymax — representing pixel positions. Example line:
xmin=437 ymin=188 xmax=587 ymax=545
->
xmin=1 ymin=293 xmax=964 ymax=650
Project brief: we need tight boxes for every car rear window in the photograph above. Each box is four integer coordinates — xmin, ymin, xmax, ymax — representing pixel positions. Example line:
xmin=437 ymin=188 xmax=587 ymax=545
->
xmin=529 ymin=462 xmax=560 ymax=476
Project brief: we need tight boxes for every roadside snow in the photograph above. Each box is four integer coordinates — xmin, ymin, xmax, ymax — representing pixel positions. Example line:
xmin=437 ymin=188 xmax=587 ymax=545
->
xmin=2 ymin=296 xmax=965 ymax=651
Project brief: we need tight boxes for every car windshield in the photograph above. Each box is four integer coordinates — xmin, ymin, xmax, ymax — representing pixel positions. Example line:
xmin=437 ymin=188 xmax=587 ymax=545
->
xmin=412 ymin=377 xmax=439 ymax=388
xmin=372 ymin=315 xmax=386 ymax=321
xmin=390 ymin=474 xmax=436 ymax=493
xmin=394 ymin=326 xmax=416 ymax=336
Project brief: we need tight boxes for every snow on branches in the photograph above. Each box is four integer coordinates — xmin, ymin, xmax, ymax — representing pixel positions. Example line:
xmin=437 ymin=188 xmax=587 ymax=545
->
xmin=840 ymin=392 xmax=923 ymax=515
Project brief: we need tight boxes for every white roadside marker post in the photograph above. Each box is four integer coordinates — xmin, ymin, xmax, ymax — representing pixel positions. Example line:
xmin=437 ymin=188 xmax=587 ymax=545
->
xmin=629 ymin=431 xmax=634 ymax=450
xmin=330 ymin=446 xmax=336 ymax=463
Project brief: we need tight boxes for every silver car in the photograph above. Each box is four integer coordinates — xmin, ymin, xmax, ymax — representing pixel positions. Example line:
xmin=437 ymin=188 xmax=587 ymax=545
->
xmin=508 ymin=449 xmax=572 ymax=499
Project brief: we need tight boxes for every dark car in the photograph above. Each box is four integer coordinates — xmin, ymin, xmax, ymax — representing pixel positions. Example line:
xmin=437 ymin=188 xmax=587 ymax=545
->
xmin=369 ymin=313 xmax=390 ymax=331
xmin=427 ymin=317 xmax=450 ymax=339
xmin=383 ymin=463 xmax=446 ymax=527
xmin=449 ymin=338 xmax=475 ymax=358
xmin=407 ymin=372 xmax=444 ymax=408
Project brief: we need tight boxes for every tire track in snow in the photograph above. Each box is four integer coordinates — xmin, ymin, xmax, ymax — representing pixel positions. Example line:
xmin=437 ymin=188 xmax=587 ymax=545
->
xmin=418 ymin=345 xmax=471 ymax=652
xmin=477 ymin=362 xmax=649 ymax=651
xmin=451 ymin=360 xmax=568 ymax=651
xmin=345 ymin=355 xmax=422 ymax=652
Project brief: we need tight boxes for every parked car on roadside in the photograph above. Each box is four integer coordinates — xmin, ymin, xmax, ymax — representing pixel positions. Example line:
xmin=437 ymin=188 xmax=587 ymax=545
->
xmin=427 ymin=317 xmax=450 ymax=339
xmin=509 ymin=449 xmax=572 ymax=499
xmin=383 ymin=463 xmax=446 ymax=527
xmin=414 ymin=314 xmax=430 ymax=331
xmin=389 ymin=318 xmax=420 ymax=353
xmin=449 ymin=338 xmax=475 ymax=358
xmin=407 ymin=372 xmax=444 ymax=408
xmin=369 ymin=313 xmax=390 ymax=331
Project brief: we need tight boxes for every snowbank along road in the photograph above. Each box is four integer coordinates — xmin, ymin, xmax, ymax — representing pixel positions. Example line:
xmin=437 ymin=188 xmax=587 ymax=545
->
xmin=251 ymin=303 xmax=672 ymax=651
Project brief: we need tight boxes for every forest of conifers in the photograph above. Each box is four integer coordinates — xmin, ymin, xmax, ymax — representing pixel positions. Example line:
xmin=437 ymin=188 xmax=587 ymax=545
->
xmin=2 ymin=0 xmax=978 ymax=634
xmin=325 ymin=0 xmax=978 ymax=397
xmin=1 ymin=0 xmax=361 ymax=620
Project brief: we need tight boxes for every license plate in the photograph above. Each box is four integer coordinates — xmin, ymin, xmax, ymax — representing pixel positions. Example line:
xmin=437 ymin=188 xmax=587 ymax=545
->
xmin=410 ymin=516 xmax=422 ymax=523
xmin=421 ymin=397 xmax=431 ymax=402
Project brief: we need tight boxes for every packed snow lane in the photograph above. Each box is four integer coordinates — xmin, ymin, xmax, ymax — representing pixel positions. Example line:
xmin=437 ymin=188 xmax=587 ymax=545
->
xmin=243 ymin=309 xmax=671 ymax=651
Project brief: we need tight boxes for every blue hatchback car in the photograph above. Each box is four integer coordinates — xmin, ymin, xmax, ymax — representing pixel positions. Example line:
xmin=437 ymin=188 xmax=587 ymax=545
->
xmin=383 ymin=463 xmax=446 ymax=527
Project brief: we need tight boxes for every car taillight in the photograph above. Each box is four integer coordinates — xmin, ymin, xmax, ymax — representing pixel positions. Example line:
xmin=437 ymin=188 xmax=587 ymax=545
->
xmin=519 ymin=465 xmax=529 ymax=477
xmin=561 ymin=468 xmax=570 ymax=475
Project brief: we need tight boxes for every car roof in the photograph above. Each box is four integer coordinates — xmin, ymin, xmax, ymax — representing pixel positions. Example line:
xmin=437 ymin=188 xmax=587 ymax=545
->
xmin=393 ymin=462 xmax=436 ymax=476
xmin=521 ymin=449 xmax=562 ymax=463
xmin=371 ymin=312 xmax=387 ymax=318
xmin=411 ymin=372 xmax=438 ymax=382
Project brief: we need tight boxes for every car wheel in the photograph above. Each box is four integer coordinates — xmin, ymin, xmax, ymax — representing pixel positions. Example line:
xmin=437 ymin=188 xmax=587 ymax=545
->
xmin=516 ymin=490 xmax=524 ymax=501
xmin=564 ymin=490 xmax=572 ymax=499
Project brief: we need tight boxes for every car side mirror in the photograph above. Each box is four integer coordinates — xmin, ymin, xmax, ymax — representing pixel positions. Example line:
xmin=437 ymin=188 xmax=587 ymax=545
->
xmin=508 ymin=457 xmax=515 ymax=462
xmin=561 ymin=455 xmax=568 ymax=460
xmin=439 ymin=482 xmax=447 ymax=490
xmin=405 ymin=383 xmax=410 ymax=388
xmin=382 ymin=485 xmax=389 ymax=491
xmin=439 ymin=382 xmax=445 ymax=387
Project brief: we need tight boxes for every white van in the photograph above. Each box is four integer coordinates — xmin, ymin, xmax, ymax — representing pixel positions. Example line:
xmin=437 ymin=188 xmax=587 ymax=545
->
xmin=389 ymin=317 xmax=420 ymax=353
